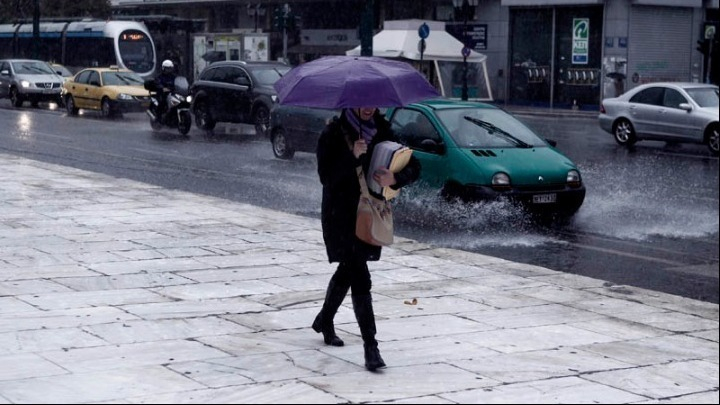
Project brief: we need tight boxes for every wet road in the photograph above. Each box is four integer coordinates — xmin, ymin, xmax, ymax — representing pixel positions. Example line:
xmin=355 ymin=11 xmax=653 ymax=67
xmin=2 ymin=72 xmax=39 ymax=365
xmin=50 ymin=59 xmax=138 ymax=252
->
xmin=0 ymin=105 xmax=717 ymax=303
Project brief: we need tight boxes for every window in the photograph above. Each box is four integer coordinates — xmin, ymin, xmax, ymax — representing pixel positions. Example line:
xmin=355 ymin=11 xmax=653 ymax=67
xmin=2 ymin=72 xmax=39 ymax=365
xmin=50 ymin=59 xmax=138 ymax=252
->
xmin=630 ymin=87 xmax=663 ymax=105
xmin=390 ymin=108 xmax=440 ymax=151
xmin=76 ymin=70 xmax=92 ymax=84
xmin=662 ymin=88 xmax=687 ymax=109
xmin=87 ymin=71 xmax=101 ymax=86
xmin=226 ymin=67 xmax=249 ymax=85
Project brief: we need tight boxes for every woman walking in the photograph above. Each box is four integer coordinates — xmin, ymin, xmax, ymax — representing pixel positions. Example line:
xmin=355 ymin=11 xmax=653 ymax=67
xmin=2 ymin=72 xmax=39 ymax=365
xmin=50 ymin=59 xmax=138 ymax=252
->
xmin=313 ymin=106 xmax=421 ymax=371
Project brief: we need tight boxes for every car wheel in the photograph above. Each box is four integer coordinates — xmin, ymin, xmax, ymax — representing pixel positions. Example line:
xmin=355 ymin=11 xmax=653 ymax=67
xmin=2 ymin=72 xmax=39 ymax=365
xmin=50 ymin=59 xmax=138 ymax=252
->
xmin=706 ymin=124 xmax=720 ymax=156
xmin=612 ymin=118 xmax=637 ymax=146
xmin=101 ymin=97 xmax=113 ymax=118
xmin=10 ymin=87 xmax=23 ymax=107
xmin=271 ymin=128 xmax=295 ymax=160
xmin=253 ymin=105 xmax=270 ymax=136
xmin=194 ymin=100 xmax=216 ymax=130
xmin=65 ymin=95 xmax=79 ymax=115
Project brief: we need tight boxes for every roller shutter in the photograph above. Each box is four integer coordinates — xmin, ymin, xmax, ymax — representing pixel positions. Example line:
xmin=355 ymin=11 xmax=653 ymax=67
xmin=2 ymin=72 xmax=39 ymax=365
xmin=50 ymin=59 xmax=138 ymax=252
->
xmin=628 ymin=5 xmax=692 ymax=89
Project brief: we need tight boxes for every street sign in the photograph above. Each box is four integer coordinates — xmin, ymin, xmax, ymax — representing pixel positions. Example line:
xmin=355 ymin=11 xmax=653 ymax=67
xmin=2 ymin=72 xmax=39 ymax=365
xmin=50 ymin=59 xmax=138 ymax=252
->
xmin=418 ymin=22 xmax=430 ymax=39
xmin=461 ymin=46 xmax=471 ymax=58
xmin=705 ymin=24 xmax=716 ymax=40
xmin=418 ymin=38 xmax=426 ymax=54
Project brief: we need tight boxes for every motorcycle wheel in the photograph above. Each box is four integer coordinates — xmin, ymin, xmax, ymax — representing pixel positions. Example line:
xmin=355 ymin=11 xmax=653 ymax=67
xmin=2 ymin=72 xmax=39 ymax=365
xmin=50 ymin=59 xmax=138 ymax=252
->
xmin=178 ymin=111 xmax=192 ymax=136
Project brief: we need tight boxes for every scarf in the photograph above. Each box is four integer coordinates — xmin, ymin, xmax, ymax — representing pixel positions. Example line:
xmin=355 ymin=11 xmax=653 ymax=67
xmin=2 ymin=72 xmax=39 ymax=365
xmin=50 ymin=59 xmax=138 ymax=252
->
xmin=344 ymin=109 xmax=377 ymax=143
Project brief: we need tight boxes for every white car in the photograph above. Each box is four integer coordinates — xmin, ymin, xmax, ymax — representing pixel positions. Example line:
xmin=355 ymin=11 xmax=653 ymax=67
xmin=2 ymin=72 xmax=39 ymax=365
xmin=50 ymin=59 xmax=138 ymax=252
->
xmin=0 ymin=59 xmax=64 ymax=107
xmin=598 ymin=82 xmax=719 ymax=155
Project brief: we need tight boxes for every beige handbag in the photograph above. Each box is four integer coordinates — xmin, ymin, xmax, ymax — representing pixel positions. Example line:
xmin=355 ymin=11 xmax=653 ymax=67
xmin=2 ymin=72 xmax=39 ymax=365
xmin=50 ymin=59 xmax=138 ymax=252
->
xmin=355 ymin=166 xmax=394 ymax=246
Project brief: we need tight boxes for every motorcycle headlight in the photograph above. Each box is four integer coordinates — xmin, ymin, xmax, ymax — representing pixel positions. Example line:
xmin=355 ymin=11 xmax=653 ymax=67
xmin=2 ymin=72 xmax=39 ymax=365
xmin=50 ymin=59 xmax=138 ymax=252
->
xmin=20 ymin=80 xmax=30 ymax=88
xmin=186 ymin=95 xmax=192 ymax=103
xmin=117 ymin=93 xmax=132 ymax=100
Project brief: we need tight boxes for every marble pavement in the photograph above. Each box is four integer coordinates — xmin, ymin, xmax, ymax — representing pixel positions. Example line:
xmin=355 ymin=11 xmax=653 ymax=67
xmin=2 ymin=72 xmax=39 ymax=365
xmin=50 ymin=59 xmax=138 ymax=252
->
xmin=0 ymin=153 xmax=718 ymax=404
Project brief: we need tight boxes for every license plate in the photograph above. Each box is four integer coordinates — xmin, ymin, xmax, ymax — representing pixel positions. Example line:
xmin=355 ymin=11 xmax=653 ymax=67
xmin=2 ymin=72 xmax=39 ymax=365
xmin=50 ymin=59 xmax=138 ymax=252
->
xmin=532 ymin=193 xmax=557 ymax=204
xmin=43 ymin=89 xmax=55 ymax=94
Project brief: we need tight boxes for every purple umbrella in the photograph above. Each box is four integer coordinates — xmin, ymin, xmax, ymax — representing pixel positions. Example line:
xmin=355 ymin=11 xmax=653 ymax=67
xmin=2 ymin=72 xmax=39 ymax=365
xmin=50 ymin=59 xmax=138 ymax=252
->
xmin=274 ymin=55 xmax=440 ymax=108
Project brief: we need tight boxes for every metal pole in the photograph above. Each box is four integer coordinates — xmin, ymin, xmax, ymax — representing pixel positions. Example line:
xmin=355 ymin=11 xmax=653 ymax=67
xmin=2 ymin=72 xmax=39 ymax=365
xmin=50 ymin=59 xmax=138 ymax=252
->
xmin=461 ymin=1 xmax=468 ymax=101
xmin=32 ymin=0 xmax=40 ymax=59
xmin=282 ymin=3 xmax=289 ymax=62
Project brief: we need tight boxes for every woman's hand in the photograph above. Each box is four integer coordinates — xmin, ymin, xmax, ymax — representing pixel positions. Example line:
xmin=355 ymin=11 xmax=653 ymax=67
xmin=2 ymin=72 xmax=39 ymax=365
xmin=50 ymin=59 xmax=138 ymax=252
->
xmin=373 ymin=168 xmax=396 ymax=187
xmin=353 ymin=139 xmax=367 ymax=159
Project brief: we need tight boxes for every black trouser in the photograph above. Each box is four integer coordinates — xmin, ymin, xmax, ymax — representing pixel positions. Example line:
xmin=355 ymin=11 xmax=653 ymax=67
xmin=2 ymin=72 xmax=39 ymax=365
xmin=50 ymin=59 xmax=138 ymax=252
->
xmin=332 ymin=259 xmax=371 ymax=296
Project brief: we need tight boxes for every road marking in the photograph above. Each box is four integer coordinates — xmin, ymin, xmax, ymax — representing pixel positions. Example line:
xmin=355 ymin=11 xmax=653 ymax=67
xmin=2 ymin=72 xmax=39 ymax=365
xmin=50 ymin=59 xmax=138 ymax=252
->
xmin=569 ymin=242 xmax=688 ymax=266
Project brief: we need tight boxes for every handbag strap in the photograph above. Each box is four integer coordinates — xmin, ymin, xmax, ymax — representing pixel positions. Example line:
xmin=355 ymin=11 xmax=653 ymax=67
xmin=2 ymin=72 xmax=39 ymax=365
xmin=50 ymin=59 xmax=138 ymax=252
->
xmin=346 ymin=132 xmax=372 ymax=198
xmin=356 ymin=166 xmax=371 ymax=197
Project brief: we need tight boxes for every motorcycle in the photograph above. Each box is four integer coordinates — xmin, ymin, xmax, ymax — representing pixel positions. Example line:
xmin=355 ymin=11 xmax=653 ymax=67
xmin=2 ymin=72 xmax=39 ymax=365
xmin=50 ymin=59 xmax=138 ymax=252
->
xmin=145 ymin=76 xmax=192 ymax=136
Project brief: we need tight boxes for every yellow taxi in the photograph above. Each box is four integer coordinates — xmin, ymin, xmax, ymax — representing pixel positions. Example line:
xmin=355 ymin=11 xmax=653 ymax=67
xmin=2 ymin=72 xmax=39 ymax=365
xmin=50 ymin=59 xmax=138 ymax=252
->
xmin=62 ymin=66 xmax=151 ymax=117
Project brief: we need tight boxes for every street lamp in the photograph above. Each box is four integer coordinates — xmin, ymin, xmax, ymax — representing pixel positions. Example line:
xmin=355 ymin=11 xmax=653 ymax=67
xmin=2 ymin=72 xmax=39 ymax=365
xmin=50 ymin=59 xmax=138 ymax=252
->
xmin=452 ymin=0 xmax=478 ymax=100
xmin=247 ymin=3 xmax=266 ymax=33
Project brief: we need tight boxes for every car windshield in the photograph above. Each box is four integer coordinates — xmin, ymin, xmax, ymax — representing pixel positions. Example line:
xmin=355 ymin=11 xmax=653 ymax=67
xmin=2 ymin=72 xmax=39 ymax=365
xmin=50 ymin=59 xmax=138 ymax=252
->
xmin=435 ymin=107 xmax=546 ymax=148
xmin=102 ymin=71 xmax=144 ymax=86
xmin=685 ymin=87 xmax=719 ymax=108
xmin=252 ymin=66 xmax=291 ymax=86
xmin=12 ymin=61 xmax=55 ymax=75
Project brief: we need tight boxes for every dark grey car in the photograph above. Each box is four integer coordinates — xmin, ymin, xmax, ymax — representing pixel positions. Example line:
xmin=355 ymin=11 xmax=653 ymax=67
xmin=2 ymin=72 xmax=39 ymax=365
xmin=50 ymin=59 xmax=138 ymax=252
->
xmin=190 ymin=60 xmax=290 ymax=135
xmin=268 ymin=104 xmax=338 ymax=159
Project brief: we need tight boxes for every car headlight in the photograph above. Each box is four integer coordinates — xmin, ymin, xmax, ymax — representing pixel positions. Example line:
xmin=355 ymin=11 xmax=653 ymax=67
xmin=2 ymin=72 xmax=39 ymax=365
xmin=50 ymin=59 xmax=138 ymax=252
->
xmin=20 ymin=80 xmax=30 ymax=88
xmin=491 ymin=172 xmax=511 ymax=191
xmin=567 ymin=170 xmax=582 ymax=188
xmin=117 ymin=93 xmax=132 ymax=100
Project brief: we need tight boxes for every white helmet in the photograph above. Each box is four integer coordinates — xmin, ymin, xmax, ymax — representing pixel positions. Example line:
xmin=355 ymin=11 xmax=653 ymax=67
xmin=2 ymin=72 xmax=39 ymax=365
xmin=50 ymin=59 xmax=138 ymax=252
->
xmin=162 ymin=59 xmax=174 ymax=69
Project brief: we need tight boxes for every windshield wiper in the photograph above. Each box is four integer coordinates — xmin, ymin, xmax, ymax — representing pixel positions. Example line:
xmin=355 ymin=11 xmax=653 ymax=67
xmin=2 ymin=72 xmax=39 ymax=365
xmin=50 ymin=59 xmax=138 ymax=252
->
xmin=463 ymin=116 xmax=532 ymax=148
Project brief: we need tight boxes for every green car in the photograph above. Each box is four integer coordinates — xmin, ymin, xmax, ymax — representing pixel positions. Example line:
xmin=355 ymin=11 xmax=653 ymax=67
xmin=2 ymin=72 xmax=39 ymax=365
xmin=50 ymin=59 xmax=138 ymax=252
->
xmin=386 ymin=99 xmax=586 ymax=217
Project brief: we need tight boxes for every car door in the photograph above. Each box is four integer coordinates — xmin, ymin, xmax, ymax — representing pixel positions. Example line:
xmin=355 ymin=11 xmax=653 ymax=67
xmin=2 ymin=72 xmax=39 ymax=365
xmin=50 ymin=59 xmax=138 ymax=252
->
xmin=656 ymin=87 xmax=694 ymax=141
xmin=67 ymin=70 xmax=92 ymax=109
xmin=84 ymin=70 xmax=103 ymax=110
xmin=389 ymin=108 xmax=446 ymax=188
xmin=627 ymin=86 xmax=664 ymax=137
xmin=225 ymin=66 xmax=252 ymax=123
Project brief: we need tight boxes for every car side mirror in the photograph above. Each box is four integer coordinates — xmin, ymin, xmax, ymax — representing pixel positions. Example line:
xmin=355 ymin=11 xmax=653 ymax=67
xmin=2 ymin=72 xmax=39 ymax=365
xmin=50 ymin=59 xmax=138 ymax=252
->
xmin=420 ymin=139 xmax=445 ymax=154
xmin=0 ymin=70 xmax=8 ymax=76
xmin=678 ymin=103 xmax=692 ymax=112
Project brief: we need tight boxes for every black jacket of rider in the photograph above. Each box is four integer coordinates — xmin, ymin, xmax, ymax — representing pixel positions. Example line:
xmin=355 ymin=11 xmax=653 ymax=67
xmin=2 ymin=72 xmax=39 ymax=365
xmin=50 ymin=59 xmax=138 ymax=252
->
xmin=155 ymin=72 xmax=176 ymax=92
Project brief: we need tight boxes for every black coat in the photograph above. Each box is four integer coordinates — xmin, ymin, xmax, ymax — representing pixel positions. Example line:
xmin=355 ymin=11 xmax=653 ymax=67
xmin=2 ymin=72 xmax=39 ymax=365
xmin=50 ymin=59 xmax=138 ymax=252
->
xmin=316 ymin=110 xmax=421 ymax=263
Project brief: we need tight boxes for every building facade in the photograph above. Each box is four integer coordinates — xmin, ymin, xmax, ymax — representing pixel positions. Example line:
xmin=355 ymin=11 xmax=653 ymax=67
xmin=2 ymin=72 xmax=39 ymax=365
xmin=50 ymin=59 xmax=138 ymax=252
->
xmin=111 ymin=0 xmax=719 ymax=110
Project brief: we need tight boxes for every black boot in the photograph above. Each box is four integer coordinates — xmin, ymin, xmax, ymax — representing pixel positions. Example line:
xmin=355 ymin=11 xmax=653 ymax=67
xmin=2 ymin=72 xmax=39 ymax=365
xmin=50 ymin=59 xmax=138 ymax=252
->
xmin=352 ymin=294 xmax=386 ymax=371
xmin=312 ymin=277 xmax=349 ymax=346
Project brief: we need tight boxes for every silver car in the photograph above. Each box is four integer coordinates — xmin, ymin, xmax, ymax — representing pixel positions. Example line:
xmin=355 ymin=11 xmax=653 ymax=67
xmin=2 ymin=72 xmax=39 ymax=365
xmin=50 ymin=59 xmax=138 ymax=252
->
xmin=0 ymin=59 xmax=64 ymax=107
xmin=598 ymin=82 xmax=719 ymax=155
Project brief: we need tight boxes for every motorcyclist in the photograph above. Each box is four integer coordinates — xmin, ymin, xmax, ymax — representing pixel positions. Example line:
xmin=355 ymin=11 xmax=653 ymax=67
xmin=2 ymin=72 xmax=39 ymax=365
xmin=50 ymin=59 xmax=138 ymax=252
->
xmin=154 ymin=59 xmax=177 ymax=121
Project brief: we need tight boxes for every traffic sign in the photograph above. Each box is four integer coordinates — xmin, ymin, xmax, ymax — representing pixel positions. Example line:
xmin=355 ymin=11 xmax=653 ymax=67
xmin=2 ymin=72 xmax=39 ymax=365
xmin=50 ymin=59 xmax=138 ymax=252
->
xmin=418 ymin=38 xmax=426 ymax=54
xmin=461 ymin=46 xmax=471 ymax=58
xmin=418 ymin=22 xmax=430 ymax=39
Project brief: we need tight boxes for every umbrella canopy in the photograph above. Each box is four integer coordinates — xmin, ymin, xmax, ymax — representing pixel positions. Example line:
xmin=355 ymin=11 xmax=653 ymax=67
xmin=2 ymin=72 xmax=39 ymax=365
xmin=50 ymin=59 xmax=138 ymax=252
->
xmin=273 ymin=55 xmax=440 ymax=109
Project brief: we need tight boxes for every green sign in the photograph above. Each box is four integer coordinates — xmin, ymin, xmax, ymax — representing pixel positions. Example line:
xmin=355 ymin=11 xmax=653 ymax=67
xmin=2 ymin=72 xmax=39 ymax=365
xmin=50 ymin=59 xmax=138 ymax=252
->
xmin=572 ymin=18 xmax=589 ymax=64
